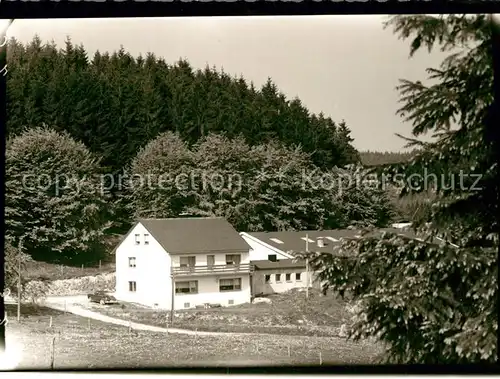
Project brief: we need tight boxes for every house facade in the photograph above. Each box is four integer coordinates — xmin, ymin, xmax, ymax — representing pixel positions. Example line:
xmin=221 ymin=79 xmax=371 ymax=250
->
xmin=115 ymin=217 xmax=252 ymax=310
xmin=251 ymin=259 xmax=316 ymax=295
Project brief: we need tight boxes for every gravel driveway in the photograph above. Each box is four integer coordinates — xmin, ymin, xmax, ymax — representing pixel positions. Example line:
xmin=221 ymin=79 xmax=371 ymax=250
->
xmin=42 ymin=295 xmax=247 ymax=336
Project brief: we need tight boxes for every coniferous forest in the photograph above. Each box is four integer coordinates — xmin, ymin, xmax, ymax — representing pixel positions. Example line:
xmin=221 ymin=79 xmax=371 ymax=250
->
xmin=5 ymin=36 xmax=404 ymax=263
xmin=6 ymin=36 xmax=359 ymax=174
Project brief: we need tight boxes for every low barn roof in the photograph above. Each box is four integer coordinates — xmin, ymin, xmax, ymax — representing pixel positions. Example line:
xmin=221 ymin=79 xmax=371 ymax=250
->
xmin=247 ymin=227 xmax=430 ymax=255
xmin=252 ymin=259 xmax=306 ymax=270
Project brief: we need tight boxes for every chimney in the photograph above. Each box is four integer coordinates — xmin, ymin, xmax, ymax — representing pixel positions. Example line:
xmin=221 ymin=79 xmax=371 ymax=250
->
xmin=317 ymin=237 xmax=325 ymax=248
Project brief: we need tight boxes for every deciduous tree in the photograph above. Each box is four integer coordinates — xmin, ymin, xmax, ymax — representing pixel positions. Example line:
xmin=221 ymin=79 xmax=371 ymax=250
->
xmin=5 ymin=127 xmax=113 ymax=263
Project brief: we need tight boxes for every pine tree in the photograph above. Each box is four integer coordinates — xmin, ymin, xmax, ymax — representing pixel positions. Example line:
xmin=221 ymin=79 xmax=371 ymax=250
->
xmin=304 ymin=14 xmax=498 ymax=363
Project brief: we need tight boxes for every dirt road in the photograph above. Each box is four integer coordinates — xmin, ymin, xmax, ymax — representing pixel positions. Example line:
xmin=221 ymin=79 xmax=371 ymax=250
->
xmin=42 ymin=295 xmax=251 ymax=336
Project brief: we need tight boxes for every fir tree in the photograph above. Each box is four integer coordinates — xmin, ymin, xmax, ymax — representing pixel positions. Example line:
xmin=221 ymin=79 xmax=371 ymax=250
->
xmin=303 ymin=14 xmax=498 ymax=363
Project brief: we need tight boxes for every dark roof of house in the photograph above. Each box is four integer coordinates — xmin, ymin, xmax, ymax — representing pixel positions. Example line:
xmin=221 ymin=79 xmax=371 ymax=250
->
xmin=247 ymin=227 xmax=421 ymax=255
xmin=252 ymin=259 xmax=306 ymax=270
xmin=248 ymin=229 xmax=360 ymax=255
xmin=136 ymin=217 xmax=251 ymax=254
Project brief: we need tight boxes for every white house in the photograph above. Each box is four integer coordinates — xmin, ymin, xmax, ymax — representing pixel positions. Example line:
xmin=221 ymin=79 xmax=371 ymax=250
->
xmin=114 ymin=217 xmax=252 ymax=310
xmin=241 ymin=229 xmax=362 ymax=295
xmin=242 ymin=225 xmax=429 ymax=295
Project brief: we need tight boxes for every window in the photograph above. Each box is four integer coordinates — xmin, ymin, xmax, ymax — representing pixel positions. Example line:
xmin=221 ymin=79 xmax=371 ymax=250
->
xmin=175 ymin=281 xmax=198 ymax=294
xmin=225 ymin=254 xmax=241 ymax=265
xmin=219 ymin=278 xmax=242 ymax=292
xmin=144 ymin=234 xmax=150 ymax=245
xmin=268 ymin=254 xmax=277 ymax=262
xmin=207 ymin=255 xmax=215 ymax=268
xmin=286 ymin=273 xmax=291 ymax=282
xmin=296 ymin=273 xmax=302 ymax=281
xmin=276 ymin=274 xmax=281 ymax=282
xmin=128 ymin=257 xmax=136 ymax=268
xmin=265 ymin=275 xmax=271 ymax=283
xmin=134 ymin=234 xmax=140 ymax=245
xmin=128 ymin=281 xmax=136 ymax=292
xmin=184 ymin=302 xmax=190 ymax=308
xmin=228 ymin=299 xmax=234 ymax=305
xmin=180 ymin=256 xmax=196 ymax=270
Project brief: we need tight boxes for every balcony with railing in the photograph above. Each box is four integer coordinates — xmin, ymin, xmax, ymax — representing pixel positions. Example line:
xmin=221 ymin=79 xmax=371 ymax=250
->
xmin=171 ymin=263 xmax=253 ymax=277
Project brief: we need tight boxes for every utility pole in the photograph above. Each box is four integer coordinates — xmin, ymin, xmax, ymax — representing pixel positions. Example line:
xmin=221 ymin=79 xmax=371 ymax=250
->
xmin=17 ymin=236 xmax=24 ymax=322
xmin=305 ymin=233 xmax=309 ymax=300
xmin=0 ymin=18 xmax=14 ymax=354
xmin=169 ymin=274 xmax=175 ymax=325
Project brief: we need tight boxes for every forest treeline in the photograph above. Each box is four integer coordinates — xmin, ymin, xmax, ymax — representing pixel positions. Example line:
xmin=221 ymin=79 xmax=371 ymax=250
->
xmin=6 ymin=36 xmax=359 ymax=174
xmin=359 ymin=150 xmax=416 ymax=166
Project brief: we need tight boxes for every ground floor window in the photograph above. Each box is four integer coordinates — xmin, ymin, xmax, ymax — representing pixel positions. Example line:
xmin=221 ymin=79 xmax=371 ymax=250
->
xmin=175 ymin=280 xmax=198 ymax=294
xmin=265 ymin=274 xmax=271 ymax=283
xmin=128 ymin=281 xmax=137 ymax=292
xmin=219 ymin=278 xmax=242 ymax=292
xmin=296 ymin=273 xmax=302 ymax=281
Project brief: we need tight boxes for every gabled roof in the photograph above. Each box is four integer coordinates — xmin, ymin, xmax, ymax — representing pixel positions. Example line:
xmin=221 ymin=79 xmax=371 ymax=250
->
xmin=125 ymin=217 xmax=251 ymax=254
xmin=246 ymin=227 xmax=428 ymax=255
xmin=252 ymin=259 xmax=306 ymax=270
xmin=247 ymin=229 xmax=360 ymax=255
xmin=240 ymin=232 xmax=294 ymax=259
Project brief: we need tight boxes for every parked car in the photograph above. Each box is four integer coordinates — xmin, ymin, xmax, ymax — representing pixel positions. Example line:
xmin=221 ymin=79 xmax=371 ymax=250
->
xmin=87 ymin=291 xmax=117 ymax=305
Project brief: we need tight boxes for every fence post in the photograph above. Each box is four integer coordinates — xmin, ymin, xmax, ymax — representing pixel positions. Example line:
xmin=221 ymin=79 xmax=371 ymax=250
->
xmin=88 ymin=318 xmax=91 ymax=331
xmin=81 ymin=264 xmax=84 ymax=273
xmin=287 ymin=344 xmax=291 ymax=357
xmin=49 ymin=316 xmax=53 ymax=328
xmin=319 ymin=351 xmax=322 ymax=365
xmin=99 ymin=260 xmax=102 ymax=269
xmin=64 ymin=300 xmax=67 ymax=314
xmin=50 ymin=336 xmax=56 ymax=369
xmin=128 ymin=321 xmax=131 ymax=334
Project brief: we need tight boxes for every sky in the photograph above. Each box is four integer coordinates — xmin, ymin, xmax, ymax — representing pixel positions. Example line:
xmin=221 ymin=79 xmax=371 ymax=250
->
xmin=4 ymin=16 xmax=448 ymax=152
